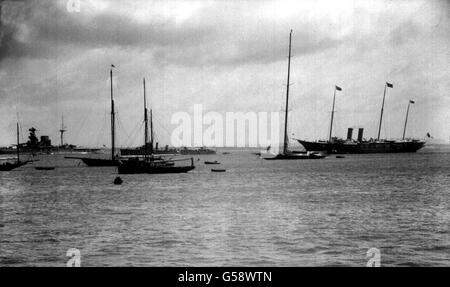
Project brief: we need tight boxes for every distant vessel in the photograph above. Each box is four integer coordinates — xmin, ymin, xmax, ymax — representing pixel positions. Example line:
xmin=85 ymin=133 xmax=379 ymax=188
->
xmin=0 ymin=123 xmax=30 ymax=171
xmin=55 ymin=115 xmax=79 ymax=152
xmin=35 ymin=166 xmax=55 ymax=171
xmin=120 ymin=144 xmax=178 ymax=156
xmin=179 ymin=147 xmax=216 ymax=155
xmin=66 ymin=65 xmax=119 ymax=166
xmin=263 ymin=30 xmax=325 ymax=160
xmin=121 ymin=146 xmax=216 ymax=156
xmin=0 ymin=117 xmax=84 ymax=155
xmin=117 ymin=78 xmax=195 ymax=174
xmin=297 ymin=83 xmax=425 ymax=154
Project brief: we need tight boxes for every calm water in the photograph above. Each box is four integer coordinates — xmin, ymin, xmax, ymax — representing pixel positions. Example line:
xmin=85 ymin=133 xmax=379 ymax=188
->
xmin=1 ymin=146 xmax=449 ymax=266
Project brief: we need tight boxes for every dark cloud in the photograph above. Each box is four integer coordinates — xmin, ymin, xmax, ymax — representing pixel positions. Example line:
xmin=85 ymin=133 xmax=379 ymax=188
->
xmin=0 ymin=0 xmax=214 ymax=62
xmin=0 ymin=0 xmax=30 ymax=60
xmin=0 ymin=0 xmax=345 ymax=67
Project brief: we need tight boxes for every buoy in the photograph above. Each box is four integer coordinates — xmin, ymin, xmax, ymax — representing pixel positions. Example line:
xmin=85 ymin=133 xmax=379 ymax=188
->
xmin=114 ymin=176 xmax=123 ymax=185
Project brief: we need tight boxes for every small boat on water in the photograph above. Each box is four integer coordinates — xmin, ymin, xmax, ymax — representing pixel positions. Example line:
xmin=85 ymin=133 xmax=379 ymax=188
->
xmin=211 ymin=169 xmax=226 ymax=172
xmin=0 ymin=123 xmax=31 ymax=171
xmin=35 ymin=166 xmax=56 ymax=170
xmin=264 ymin=151 xmax=326 ymax=160
xmin=0 ymin=160 xmax=28 ymax=171
xmin=205 ymin=160 xmax=220 ymax=165
xmin=180 ymin=147 xmax=216 ymax=155
xmin=118 ymin=157 xmax=195 ymax=174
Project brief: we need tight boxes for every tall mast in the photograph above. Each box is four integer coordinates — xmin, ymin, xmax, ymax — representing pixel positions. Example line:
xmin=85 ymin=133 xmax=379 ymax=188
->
xmin=283 ymin=29 xmax=292 ymax=155
xmin=59 ymin=115 xmax=66 ymax=147
xmin=110 ymin=65 xmax=115 ymax=160
xmin=329 ymin=88 xmax=336 ymax=142
xmin=377 ymin=82 xmax=392 ymax=141
xmin=150 ymin=109 xmax=154 ymax=155
xmin=329 ymin=85 xmax=341 ymax=142
xmin=16 ymin=122 xmax=20 ymax=163
xmin=402 ymin=100 xmax=413 ymax=140
xmin=143 ymin=78 xmax=149 ymax=158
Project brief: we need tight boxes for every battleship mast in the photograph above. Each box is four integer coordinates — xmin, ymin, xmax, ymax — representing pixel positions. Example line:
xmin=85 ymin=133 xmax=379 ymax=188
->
xmin=59 ymin=115 xmax=66 ymax=146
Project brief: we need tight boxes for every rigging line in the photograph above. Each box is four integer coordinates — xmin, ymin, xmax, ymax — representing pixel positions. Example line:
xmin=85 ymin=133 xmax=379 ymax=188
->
xmin=116 ymin=113 xmax=142 ymax=148
xmin=128 ymin=116 xmax=147 ymax=147
xmin=126 ymin=121 xmax=144 ymax=147
xmin=94 ymin=111 xmax=108 ymax=148
xmin=152 ymin=114 xmax=172 ymax=135
xmin=72 ymin=104 xmax=94 ymax=146
xmin=151 ymin=116 xmax=172 ymax=144
xmin=72 ymin=88 xmax=102 ymax=144
xmin=115 ymin=112 xmax=128 ymax=148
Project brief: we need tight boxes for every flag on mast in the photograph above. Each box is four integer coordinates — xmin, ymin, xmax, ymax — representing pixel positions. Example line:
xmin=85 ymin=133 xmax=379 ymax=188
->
xmin=335 ymin=85 xmax=342 ymax=91
xmin=409 ymin=100 xmax=415 ymax=104
xmin=386 ymin=82 xmax=393 ymax=88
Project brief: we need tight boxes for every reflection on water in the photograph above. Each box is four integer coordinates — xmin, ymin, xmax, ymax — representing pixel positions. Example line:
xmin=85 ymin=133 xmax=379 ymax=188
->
xmin=0 ymin=146 xmax=449 ymax=266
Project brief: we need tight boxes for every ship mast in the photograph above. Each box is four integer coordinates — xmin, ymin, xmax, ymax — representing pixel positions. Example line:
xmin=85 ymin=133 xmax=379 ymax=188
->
xmin=16 ymin=122 xmax=20 ymax=163
xmin=110 ymin=65 xmax=116 ymax=161
xmin=143 ymin=78 xmax=149 ymax=159
xmin=329 ymin=85 xmax=342 ymax=142
xmin=59 ymin=115 xmax=66 ymax=147
xmin=283 ymin=29 xmax=292 ymax=155
xmin=377 ymin=82 xmax=393 ymax=141
xmin=402 ymin=100 xmax=414 ymax=140
xmin=150 ymin=109 xmax=153 ymax=155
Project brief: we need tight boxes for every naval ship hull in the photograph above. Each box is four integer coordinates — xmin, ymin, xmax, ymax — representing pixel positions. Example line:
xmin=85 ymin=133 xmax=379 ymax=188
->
xmin=297 ymin=139 xmax=425 ymax=154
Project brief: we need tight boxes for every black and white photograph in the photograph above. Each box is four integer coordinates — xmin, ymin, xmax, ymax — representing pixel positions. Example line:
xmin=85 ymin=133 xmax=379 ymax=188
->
xmin=0 ymin=0 xmax=449 ymax=272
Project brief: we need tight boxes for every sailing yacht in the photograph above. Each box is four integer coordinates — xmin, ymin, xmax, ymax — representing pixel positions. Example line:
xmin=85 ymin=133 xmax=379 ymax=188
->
xmin=66 ymin=65 xmax=119 ymax=166
xmin=0 ymin=123 xmax=31 ymax=171
xmin=117 ymin=78 xmax=195 ymax=174
xmin=263 ymin=30 xmax=325 ymax=160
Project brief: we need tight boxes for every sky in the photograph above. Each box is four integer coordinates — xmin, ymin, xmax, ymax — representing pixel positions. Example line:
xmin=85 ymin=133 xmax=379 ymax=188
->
xmin=0 ymin=0 xmax=448 ymax=148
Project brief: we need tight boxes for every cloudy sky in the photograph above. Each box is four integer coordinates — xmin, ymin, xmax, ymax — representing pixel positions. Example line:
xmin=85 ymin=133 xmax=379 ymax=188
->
xmin=0 ymin=0 xmax=448 ymax=148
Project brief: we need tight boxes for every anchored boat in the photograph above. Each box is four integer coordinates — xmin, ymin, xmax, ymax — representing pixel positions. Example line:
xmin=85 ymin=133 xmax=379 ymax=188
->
xmin=263 ymin=30 xmax=325 ymax=160
xmin=296 ymin=83 xmax=425 ymax=154
xmin=66 ymin=65 xmax=119 ymax=166
xmin=117 ymin=78 xmax=195 ymax=174
xmin=0 ymin=123 xmax=31 ymax=171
